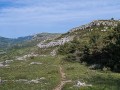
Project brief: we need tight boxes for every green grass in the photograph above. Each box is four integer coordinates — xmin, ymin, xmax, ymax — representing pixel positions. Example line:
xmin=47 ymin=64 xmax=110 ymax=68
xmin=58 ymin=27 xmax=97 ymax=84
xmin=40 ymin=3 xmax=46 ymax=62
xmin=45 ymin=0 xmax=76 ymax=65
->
xmin=61 ymin=60 xmax=120 ymax=90
xmin=0 ymin=56 xmax=61 ymax=90
xmin=0 ymin=55 xmax=120 ymax=90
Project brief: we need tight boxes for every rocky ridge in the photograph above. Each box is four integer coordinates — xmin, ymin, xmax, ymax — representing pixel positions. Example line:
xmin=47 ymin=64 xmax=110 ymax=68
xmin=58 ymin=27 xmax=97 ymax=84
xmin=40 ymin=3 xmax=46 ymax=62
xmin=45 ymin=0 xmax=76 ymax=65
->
xmin=37 ymin=20 xmax=120 ymax=49
xmin=69 ymin=20 xmax=119 ymax=32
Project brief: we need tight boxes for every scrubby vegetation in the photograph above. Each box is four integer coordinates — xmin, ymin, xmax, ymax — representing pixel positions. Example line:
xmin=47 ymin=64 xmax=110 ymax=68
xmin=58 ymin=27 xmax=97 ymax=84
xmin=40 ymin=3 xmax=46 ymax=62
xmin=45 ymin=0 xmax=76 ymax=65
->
xmin=58 ymin=23 xmax=120 ymax=72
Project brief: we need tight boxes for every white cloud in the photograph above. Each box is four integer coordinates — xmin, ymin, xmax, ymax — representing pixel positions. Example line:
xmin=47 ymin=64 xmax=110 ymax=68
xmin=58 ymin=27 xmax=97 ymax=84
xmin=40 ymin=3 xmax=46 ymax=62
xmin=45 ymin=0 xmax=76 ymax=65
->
xmin=0 ymin=0 xmax=120 ymax=37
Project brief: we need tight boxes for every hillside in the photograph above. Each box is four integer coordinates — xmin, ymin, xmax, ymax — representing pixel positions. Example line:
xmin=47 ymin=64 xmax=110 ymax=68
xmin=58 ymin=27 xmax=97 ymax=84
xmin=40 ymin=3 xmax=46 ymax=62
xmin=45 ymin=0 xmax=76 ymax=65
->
xmin=37 ymin=20 xmax=120 ymax=50
xmin=0 ymin=33 xmax=61 ymax=54
xmin=0 ymin=37 xmax=13 ymax=49
xmin=0 ymin=36 xmax=33 ymax=50
xmin=0 ymin=19 xmax=120 ymax=90
xmin=57 ymin=19 xmax=120 ymax=72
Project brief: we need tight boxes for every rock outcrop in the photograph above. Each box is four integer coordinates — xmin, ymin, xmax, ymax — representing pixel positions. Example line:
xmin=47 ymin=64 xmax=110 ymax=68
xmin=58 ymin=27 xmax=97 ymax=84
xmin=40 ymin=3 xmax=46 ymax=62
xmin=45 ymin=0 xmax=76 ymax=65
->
xmin=16 ymin=53 xmax=38 ymax=61
xmin=30 ymin=62 xmax=42 ymax=65
xmin=37 ymin=37 xmax=72 ymax=48
xmin=70 ymin=20 xmax=119 ymax=32
xmin=0 ymin=60 xmax=13 ymax=68
xmin=74 ymin=81 xmax=92 ymax=87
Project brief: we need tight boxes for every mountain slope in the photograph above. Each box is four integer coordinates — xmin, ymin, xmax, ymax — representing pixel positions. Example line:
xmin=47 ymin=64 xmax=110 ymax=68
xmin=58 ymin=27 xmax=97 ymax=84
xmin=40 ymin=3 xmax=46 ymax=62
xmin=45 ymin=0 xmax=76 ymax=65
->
xmin=0 ymin=19 xmax=120 ymax=90
xmin=37 ymin=20 xmax=120 ymax=49
xmin=0 ymin=33 xmax=61 ymax=50
xmin=0 ymin=36 xmax=33 ymax=49
xmin=57 ymin=19 xmax=120 ymax=72
xmin=0 ymin=37 xmax=14 ymax=50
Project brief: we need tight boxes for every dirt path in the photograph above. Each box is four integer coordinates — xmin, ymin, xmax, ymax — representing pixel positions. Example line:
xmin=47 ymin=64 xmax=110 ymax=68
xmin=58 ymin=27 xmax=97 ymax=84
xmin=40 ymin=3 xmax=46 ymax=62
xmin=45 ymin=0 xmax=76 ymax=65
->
xmin=54 ymin=65 xmax=72 ymax=90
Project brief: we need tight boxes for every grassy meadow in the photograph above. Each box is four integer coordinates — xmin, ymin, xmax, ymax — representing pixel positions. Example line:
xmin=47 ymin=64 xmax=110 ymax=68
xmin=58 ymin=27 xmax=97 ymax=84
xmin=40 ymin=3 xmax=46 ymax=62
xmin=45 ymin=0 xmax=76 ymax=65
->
xmin=61 ymin=60 xmax=120 ymax=90
xmin=0 ymin=56 xmax=61 ymax=90
xmin=0 ymin=54 xmax=120 ymax=90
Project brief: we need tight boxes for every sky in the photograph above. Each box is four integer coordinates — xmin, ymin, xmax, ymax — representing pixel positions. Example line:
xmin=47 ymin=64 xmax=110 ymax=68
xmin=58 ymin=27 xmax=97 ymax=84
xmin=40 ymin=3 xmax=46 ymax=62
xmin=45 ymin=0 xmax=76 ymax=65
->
xmin=0 ymin=0 xmax=120 ymax=38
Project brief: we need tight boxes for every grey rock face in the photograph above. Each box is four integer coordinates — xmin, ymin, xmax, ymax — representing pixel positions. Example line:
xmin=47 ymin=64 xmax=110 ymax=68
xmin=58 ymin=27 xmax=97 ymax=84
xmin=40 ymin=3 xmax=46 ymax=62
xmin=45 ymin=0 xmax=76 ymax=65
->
xmin=30 ymin=62 xmax=42 ymax=65
xmin=0 ymin=63 xmax=4 ymax=67
xmin=37 ymin=37 xmax=72 ymax=48
xmin=5 ymin=60 xmax=13 ymax=64
xmin=50 ymin=49 xmax=56 ymax=56
xmin=0 ymin=61 xmax=10 ymax=68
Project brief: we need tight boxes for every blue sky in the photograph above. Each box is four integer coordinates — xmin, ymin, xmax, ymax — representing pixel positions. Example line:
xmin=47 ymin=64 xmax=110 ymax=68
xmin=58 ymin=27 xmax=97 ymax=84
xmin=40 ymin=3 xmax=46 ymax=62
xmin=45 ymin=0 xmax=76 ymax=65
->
xmin=0 ymin=0 xmax=120 ymax=38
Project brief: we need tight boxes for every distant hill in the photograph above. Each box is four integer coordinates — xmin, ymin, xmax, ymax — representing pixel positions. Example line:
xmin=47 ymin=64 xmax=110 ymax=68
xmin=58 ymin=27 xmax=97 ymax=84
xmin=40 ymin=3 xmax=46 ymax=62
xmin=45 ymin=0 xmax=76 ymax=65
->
xmin=0 ymin=36 xmax=33 ymax=50
xmin=0 ymin=33 xmax=61 ymax=52
xmin=13 ymin=36 xmax=33 ymax=43
xmin=0 ymin=36 xmax=14 ymax=50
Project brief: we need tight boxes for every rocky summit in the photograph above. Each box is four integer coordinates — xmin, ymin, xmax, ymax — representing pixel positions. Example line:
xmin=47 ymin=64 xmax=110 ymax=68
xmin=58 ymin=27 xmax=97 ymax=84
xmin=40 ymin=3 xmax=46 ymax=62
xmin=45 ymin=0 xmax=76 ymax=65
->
xmin=69 ymin=20 xmax=119 ymax=32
